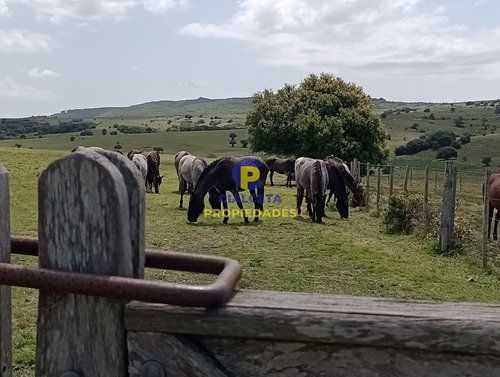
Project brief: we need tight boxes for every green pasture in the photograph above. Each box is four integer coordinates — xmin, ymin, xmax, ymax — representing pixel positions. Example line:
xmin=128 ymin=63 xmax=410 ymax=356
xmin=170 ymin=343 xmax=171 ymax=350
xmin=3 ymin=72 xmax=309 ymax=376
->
xmin=1 ymin=146 xmax=500 ymax=376
xmin=0 ymin=128 xmax=250 ymax=159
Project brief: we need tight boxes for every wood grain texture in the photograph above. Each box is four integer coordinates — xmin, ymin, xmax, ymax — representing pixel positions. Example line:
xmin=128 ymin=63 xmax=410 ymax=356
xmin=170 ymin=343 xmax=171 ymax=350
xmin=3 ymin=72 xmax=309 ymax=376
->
xmin=125 ymin=289 xmax=500 ymax=357
xmin=73 ymin=149 xmax=145 ymax=278
xmin=0 ymin=163 xmax=12 ymax=377
xmin=36 ymin=151 xmax=143 ymax=377
xmin=128 ymin=332 xmax=229 ymax=377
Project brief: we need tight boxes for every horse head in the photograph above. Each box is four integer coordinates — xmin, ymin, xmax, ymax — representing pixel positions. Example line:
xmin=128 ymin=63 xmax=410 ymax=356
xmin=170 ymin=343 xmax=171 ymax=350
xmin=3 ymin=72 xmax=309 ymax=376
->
xmin=351 ymin=182 xmax=367 ymax=207
xmin=188 ymin=191 xmax=205 ymax=223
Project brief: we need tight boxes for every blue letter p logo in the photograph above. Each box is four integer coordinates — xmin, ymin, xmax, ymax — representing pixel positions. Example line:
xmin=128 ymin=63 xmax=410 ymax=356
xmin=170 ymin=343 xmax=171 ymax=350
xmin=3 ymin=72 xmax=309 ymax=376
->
xmin=233 ymin=158 xmax=263 ymax=190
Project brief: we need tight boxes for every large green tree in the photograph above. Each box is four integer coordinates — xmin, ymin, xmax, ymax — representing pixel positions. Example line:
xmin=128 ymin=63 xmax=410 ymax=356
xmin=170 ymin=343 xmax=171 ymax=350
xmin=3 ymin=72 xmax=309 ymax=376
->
xmin=246 ymin=73 xmax=389 ymax=163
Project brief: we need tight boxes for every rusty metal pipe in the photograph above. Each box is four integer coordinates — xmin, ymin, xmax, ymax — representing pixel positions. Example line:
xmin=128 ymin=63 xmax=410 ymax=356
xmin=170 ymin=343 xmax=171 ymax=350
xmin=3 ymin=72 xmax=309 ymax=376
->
xmin=6 ymin=237 xmax=241 ymax=307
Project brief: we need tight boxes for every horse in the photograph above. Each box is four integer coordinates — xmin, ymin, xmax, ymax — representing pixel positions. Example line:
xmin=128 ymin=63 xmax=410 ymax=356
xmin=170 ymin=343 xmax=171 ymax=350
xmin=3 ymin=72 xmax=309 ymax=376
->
xmin=130 ymin=153 xmax=148 ymax=186
xmin=178 ymin=154 xmax=208 ymax=208
xmin=295 ymin=157 xmax=329 ymax=223
xmin=265 ymin=157 xmax=295 ymax=187
xmin=325 ymin=156 xmax=366 ymax=208
xmin=323 ymin=157 xmax=349 ymax=219
xmin=141 ymin=151 xmax=163 ymax=193
xmin=188 ymin=156 xmax=268 ymax=223
xmin=485 ymin=174 xmax=500 ymax=240
xmin=174 ymin=150 xmax=191 ymax=177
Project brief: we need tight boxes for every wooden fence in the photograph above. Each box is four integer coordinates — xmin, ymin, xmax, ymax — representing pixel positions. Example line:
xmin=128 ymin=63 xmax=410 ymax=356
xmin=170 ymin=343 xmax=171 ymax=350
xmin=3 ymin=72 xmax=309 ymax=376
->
xmin=1 ymin=151 xmax=500 ymax=376
xmin=351 ymin=160 xmax=500 ymax=270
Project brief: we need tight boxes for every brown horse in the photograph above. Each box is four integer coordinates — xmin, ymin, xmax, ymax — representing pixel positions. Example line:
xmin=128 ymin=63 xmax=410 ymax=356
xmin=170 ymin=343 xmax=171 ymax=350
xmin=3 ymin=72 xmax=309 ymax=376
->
xmin=485 ymin=174 xmax=500 ymax=240
xmin=141 ymin=151 xmax=162 ymax=194
xmin=325 ymin=156 xmax=366 ymax=207
xmin=295 ymin=157 xmax=329 ymax=223
xmin=265 ymin=157 xmax=295 ymax=187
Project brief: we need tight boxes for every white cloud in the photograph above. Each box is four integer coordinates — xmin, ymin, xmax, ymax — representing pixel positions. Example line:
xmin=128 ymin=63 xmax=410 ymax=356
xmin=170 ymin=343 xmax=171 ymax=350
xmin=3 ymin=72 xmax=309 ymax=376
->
xmin=0 ymin=29 xmax=54 ymax=52
xmin=0 ymin=0 xmax=9 ymax=17
xmin=0 ymin=76 xmax=54 ymax=99
xmin=28 ymin=67 xmax=60 ymax=78
xmin=178 ymin=80 xmax=212 ymax=88
xmin=6 ymin=0 xmax=190 ymax=22
xmin=178 ymin=0 xmax=500 ymax=79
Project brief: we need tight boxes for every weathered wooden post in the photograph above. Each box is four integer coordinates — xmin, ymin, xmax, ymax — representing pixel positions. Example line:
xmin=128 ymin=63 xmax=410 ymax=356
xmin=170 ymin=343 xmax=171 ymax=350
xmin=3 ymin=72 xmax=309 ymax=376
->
xmin=365 ymin=162 xmax=370 ymax=208
xmin=389 ymin=164 xmax=394 ymax=197
xmin=410 ymin=169 xmax=413 ymax=190
xmin=377 ymin=165 xmax=381 ymax=211
xmin=403 ymin=165 xmax=410 ymax=192
xmin=439 ymin=161 xmax=457 ymax=253
xmin=435 ymin=170 xmax=438 ymax=190
xmin=36 ymin=149 xmax=145 ymax=376
xmin=352 ymin=158 xmax=359 ymax=183
xmin=483 ymin=169 xmax=491 ymax=268
xmin=424 ymin=166 xmax=429 ymax=224
xmin=0 ymin=162 xmax=12 ymax=377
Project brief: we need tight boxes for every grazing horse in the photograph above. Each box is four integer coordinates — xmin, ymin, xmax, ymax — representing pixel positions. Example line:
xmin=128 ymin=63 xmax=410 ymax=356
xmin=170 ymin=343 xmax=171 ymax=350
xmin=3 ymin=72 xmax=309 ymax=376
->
xmin=178 ymin=154 xmax=208 ymax=208
xmin=265 ymin=157 xmax=295 ymax=187
xmin=141 ymin=151 xmax=163 ymax=193
xmin=323 ymin=158 xmax=350 ymax=219
xmin=295 ymin=157 xmax=329 ymax=223
xmin=188 ymin=156 xmax=268 ymax=223
xmin=130 ymin=154 xmax=148 ymax=186
xmin=325 ymin=156 xmax=366 ymax=208
xmin=485 ymin=174 xmax=500 ymax=240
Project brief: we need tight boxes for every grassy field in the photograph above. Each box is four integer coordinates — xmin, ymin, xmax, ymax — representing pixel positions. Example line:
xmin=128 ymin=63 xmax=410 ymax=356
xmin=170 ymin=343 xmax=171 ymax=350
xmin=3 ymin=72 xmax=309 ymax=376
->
xmin=2 ymin=145 xmax=500 ymax=376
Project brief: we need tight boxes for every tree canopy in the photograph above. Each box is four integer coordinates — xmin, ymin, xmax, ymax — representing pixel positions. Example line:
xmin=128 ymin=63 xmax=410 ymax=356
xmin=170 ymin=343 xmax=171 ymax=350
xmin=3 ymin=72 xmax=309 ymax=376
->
xmin=246 ymin=73 xmax=389 ymax=163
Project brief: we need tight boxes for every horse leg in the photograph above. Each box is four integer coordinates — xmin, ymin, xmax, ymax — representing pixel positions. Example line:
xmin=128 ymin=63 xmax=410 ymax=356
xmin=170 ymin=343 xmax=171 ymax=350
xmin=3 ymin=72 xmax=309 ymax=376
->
xmin=286 ymin=173 xmax=291 ymax=188
xmin=179 ymin=179 xmax=187 ymax=208
xmin=269 ymin=170 xmax=274 ymax=186
xmin=296 ymin=185 xmax=304 ymax=215
xmin=306 ymin=191 xmax=313 ymax=219
xmin=250 ymin=188 xmax=262 ymax=222
xmin=231 ymin=189 xmax=249 ymax=223
xmin=222 ymin=197 xmax=229 ymax=224
xmin=494 ymin=209 xmax=500 ymax=240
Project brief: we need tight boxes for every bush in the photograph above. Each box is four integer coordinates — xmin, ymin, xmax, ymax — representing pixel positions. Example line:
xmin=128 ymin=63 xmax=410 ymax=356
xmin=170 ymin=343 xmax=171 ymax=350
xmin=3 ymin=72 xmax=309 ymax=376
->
xmin=436 ymin=146 xmax=457 ymax=160
xmin=80 ymin=130 xmax=93 ymax=136
xmin=383 ymin=194 xmax=425 ymax=234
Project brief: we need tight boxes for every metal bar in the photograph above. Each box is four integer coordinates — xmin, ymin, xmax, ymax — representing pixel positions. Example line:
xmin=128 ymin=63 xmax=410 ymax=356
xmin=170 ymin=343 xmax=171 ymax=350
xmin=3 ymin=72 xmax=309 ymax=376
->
xmin=8 ymin=237 xmax=241 ymax=307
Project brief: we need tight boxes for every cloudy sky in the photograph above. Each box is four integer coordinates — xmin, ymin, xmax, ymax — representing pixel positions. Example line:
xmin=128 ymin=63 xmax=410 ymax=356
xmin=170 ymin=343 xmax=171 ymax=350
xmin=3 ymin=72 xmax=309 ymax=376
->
xmin=1 ymin=0 xmax=499 ymax=117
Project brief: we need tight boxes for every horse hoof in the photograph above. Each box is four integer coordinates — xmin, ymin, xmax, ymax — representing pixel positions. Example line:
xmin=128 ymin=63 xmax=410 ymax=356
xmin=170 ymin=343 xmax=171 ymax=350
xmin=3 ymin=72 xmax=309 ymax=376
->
xmin=494 ymin=236 xmax=498 ymax=241
xmin=253 ymin=218 xmax=259 ymax=222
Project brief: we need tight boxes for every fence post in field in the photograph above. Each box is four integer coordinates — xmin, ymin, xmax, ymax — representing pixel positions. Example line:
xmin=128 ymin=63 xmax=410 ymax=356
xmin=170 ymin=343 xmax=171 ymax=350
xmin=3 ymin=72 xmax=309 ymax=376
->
xmin=439 ymin=161 xmax=457 ymax=253
xmin=36 ymin=150 xmax=145 ymax=376
xmin=410 ymin=169 xmax=413 ymax=189
xmin=403 ymin=165 xmax=410 ymax=192
xmin=460 ymin=174 xmax=462 ymax=191
xmin=434 ymin=170 xmax=438 ymax=190
xmin=482 ymin=169 xmax=491 ymax=268
xmin=366 ymin=162 xmax=370 ymax=208
xmin=377 ymin=165 xmax=381 ymax=211
xmin=424 ymin=166 xmax=429 ymax=224
xmin=352 ymin=158 xmax=359 ymax=183
xmin=0 ymin=162 xmax=12 ymax=377
xmin=389 ymin=164 xmax=394 ymax=197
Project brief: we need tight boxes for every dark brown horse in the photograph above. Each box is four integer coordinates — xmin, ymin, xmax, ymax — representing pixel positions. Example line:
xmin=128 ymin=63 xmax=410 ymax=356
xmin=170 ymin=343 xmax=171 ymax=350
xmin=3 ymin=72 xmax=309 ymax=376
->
xmin=485 ymin=174 xmax=500 ymax=240
xmin=325 ymin=156 xmax=366 ymax=208
xmin=295 ymin=157 xmax=329 ymax=223
xmin=188 ymin=156 xmax=268 ymax=223
xmin=265 ymin=157 xmax=295 ymax=187
xmin=323 ymin=157 xmax=349 ymax=219
xmin=141 ymin=151 xmax=162 ymax=193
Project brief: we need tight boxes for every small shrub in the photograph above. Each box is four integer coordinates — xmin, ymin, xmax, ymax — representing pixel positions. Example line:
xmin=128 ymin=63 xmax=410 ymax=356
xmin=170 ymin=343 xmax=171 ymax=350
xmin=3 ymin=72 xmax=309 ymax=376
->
xmin=383 ymin=194 xmax=425 ymax=234
xmin=436 ymin=146 xmax=457 ymax=160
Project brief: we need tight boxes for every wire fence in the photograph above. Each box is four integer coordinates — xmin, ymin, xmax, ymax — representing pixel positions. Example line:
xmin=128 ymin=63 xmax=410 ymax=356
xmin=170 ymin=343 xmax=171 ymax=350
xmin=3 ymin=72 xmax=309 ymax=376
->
xmin=351 ymin=159 xmax=500 ymax=274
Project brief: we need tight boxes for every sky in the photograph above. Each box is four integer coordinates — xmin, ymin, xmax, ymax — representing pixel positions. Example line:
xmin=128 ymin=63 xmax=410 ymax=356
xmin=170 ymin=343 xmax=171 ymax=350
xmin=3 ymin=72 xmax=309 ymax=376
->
xmin=1 ymin=0 xmax=500 ymax=118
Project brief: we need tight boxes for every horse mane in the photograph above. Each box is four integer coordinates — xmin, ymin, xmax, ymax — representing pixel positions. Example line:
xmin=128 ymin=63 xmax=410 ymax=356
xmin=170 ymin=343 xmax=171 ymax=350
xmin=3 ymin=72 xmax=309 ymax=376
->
xmin=194 ymin=156 xmax=233 ymax=190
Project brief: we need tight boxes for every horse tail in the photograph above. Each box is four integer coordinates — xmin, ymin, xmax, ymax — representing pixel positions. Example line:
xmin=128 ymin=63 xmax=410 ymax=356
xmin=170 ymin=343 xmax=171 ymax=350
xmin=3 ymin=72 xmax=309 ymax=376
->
xmin=311 ymin=161 xmax=325 ymax=202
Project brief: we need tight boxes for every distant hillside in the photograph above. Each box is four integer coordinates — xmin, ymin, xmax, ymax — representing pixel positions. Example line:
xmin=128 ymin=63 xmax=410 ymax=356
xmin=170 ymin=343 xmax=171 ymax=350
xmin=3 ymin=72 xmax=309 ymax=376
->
xmin=57 ymin=97 xmax=253 ymax=119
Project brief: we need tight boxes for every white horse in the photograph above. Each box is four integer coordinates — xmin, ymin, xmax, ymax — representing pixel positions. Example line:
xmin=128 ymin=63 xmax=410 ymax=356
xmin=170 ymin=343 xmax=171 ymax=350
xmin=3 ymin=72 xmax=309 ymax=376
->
xmin=178 ymin=154 xmax=208 ymax=208
xmin=131 ymin=153 xmax=148 ymax=186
